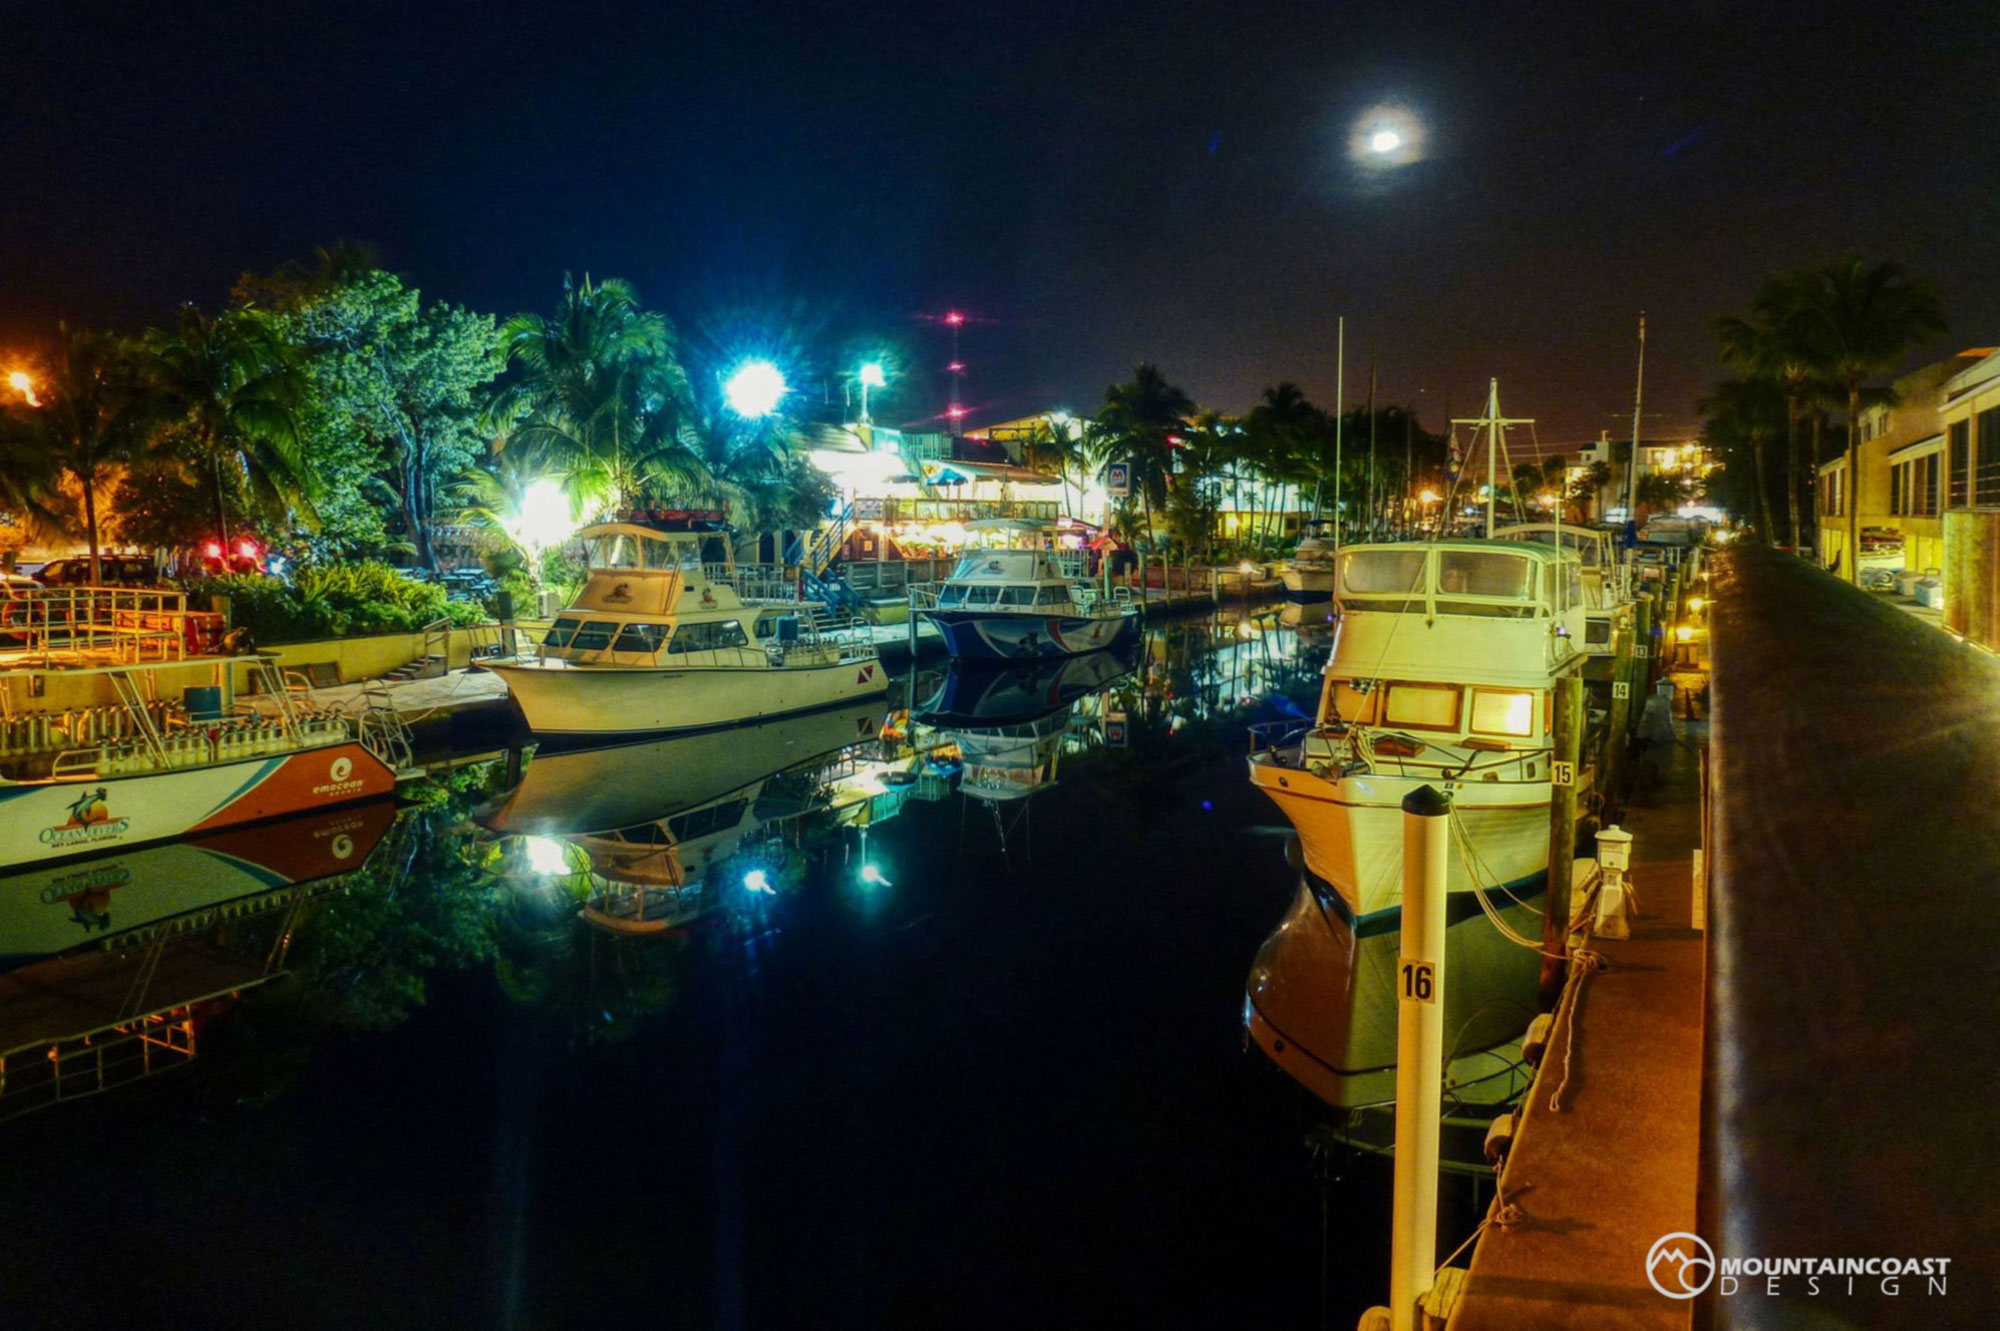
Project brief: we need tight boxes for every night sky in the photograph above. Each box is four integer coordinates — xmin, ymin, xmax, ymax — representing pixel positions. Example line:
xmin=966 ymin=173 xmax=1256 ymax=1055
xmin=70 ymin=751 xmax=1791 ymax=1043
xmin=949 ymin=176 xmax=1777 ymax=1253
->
xmin=7 ymin=0 xmax=1999 ymax=445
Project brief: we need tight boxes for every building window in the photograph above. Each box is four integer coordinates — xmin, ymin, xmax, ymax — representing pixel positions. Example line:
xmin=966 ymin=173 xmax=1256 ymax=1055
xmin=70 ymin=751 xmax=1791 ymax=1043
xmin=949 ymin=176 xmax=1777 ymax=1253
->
xmin=1824 ymin=467 xmax=1844 ymax=518
xmin=1977 ymin=410 xmax=2000 ymax=506
xmin=1949 ymin=419 xmax=1971 ymax=507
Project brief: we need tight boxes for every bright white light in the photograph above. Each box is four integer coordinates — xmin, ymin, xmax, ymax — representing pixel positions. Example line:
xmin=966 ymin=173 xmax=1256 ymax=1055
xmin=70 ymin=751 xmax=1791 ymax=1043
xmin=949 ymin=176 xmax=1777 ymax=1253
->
xmin=514 ymin=478 xmax=573 ymax=552
xmin=860 ymin=863 xmax=889 ymax=886
xmin=1350 ymin=105 xmax=1423 ymax=169
xmin=724 ymin=360 xmax=788 ymax=418
xmin=859 ymin=362 xmax=886 ymax=389
xmin=524 ymin=836 xmax=570 ymax=875
xmin=1419 ymin=488 xmax=1441 ymax=504
xmin=743 ymin=867 xmax=773 ymax=894
xmin=6 ymin=371 xmax=38 ymax=407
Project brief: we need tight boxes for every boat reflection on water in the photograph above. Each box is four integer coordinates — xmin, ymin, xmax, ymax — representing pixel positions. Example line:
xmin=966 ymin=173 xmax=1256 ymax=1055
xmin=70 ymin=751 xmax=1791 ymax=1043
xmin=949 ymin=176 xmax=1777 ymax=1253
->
xmin=1244 ymin=869 xmax=1539 ymax=1171
xmin=917 ymin=649 xmax=1139 ymax=826
xmin=481 ymin=702 xmax=912 ymax=935
xmin=1275 ymin=598 xmax=1339 ymax=634
xmin=0 ymin=800 xmax=398 ymax=1120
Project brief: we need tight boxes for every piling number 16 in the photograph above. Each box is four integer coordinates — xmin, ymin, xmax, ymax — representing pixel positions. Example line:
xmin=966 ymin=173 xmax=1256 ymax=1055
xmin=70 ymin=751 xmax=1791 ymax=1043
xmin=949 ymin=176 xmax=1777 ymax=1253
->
xmin=1400 ymin=959 xmax=1437 ymax=1003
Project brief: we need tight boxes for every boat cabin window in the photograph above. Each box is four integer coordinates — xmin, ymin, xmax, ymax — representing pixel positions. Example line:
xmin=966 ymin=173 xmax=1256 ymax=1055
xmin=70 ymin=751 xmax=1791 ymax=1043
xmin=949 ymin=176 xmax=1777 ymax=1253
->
xmin=1000 ymin=586 xmax=1035 ymax=606
xmin=667 ymin=620 xmax=749 ymax=654
xmin=1036 ymin=586 xmax=1067 ymax=605
xmin=1437 ymin=551 xmax=1531 ymax=598
xmin=1382 ymin=683 xmax=1461 ymax=731
xmin=1469 ymin=688 xmax=1537 ymax=738
xmin=963 ymin=585 xmax=1001 ymax=606
xmin=1328 ymin=679 xmax=1379 ymax=725
xmin=1339 ymin=549 xmax=1427 ymax=595
xmin=612 ymin=623 xmax=670 ymax=654
xmin=581 ymin=532 xmax=701 ymax=572
xmin=570 ymin=620 xmax=619 ymax=652
xmin=543 ymin=616 xmax=581 ymax=648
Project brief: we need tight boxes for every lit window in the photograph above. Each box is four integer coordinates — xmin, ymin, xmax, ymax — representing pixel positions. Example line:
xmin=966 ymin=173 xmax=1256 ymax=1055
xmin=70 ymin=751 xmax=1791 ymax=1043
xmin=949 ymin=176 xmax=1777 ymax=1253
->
xmin=1470 ymin=688 xmax=1536 ymax=737
xmin=1383 ymin=683 xmax=1461 ymax=730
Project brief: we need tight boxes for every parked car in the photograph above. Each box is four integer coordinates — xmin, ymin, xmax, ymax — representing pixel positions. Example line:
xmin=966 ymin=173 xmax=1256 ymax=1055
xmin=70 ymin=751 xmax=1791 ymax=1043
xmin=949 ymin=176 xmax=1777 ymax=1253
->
xmin=33 ymin=554 xmax=161 ymax=588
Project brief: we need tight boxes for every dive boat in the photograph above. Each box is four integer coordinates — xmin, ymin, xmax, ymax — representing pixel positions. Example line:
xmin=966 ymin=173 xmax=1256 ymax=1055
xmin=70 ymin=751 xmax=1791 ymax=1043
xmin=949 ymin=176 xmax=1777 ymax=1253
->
xmin=1246 ymin=538 xmax=1589 ymax=924
xmin=915 ymin=518 xmax=1140 ymax=664
xmin=0 ymin=656 xmax=407 ymax=871
xmin=487 ymin=515 xmax=888 ymax=736
xmin=1279 ymin=518 xmax=1338 ymax=599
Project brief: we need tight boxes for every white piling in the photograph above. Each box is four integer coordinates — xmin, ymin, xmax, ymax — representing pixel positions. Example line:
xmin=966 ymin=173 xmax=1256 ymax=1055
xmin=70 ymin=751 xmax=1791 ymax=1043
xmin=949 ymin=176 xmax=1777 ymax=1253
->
xmin=1387 ymin=784 xmax=1450 ymax=1331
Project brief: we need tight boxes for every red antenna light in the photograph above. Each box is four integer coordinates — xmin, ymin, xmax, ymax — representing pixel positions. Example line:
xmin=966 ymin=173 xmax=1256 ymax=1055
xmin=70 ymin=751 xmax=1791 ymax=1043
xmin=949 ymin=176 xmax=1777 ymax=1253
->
xmin=947 ymin=361 xmax=965 ymax=373
xmin=946 ymin=406 xmax=967 ymax=420
xmin=944 ymin=311 xmax=965 ymax=326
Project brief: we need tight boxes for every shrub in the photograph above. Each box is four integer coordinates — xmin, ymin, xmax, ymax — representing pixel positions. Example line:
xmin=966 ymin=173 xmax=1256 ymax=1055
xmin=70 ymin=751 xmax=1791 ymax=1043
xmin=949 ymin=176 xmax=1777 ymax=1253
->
xmin=181 ymin=560 xmax=491 ymax=645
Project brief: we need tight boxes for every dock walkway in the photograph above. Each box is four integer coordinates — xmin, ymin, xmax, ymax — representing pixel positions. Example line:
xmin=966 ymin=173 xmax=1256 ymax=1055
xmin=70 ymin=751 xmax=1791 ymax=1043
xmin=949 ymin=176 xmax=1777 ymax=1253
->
xmin=1446 ymin=714 xmax=1707 ymax=1329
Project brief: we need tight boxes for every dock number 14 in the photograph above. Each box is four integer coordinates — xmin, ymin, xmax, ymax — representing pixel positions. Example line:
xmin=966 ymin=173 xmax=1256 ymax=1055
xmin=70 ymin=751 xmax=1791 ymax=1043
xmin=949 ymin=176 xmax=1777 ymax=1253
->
xmin=1400 ymin=959 xmax=1436 ymax=1003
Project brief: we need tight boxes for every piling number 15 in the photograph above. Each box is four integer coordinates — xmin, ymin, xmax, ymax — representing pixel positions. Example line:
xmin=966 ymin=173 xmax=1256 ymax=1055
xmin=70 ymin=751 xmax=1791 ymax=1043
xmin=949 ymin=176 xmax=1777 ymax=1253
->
xmin=1400 ymin=959 xmax=1436 ymax=1003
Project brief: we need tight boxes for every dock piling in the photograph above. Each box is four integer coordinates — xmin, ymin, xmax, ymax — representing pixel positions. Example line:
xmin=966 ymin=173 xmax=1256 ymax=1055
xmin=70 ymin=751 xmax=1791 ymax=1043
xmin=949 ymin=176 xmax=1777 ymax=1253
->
xmin=1540 ymin=672 xmax=1584 ymax=1009
xmin=1377 ymin=784 xmax=1451 ymax=1331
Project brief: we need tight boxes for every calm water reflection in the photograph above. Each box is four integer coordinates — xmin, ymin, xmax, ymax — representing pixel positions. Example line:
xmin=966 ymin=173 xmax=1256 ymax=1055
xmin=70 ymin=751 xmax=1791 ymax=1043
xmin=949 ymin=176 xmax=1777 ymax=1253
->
xmin=1 ymin=610 xmax=1409 ymax=1330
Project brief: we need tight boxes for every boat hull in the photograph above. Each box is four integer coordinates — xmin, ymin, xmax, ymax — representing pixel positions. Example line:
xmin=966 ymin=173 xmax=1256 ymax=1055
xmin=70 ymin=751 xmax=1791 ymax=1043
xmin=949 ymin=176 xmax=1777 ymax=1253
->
xmin=1245 ymin=873 xmax=1540 ymax=1124
xmin=0 ymin=741 xmax=398 ymax=871
xmin=1281 ymin=567 xmax=1337 ymax=598
xmin=488 ymin=657 xmax=888 ymax=736
xmin=1247 ymin=758 xmax=1553 ymax=921
xmin=921 ymin=608 xmax=1140 ymax=662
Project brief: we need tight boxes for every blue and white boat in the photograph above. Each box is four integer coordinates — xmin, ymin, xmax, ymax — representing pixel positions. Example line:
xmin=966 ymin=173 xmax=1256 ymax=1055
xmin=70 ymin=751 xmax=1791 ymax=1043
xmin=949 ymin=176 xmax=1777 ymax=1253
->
xmin=916 ymin=520 xmax=1141 ymax=664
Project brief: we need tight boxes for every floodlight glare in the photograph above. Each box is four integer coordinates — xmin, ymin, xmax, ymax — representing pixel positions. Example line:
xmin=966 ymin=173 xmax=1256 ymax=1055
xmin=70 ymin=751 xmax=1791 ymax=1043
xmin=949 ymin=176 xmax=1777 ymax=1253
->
xmin=724 ymin=360 xmax=788 ymax=418
xmin=859 ymin=362 xmax=886 ymax=388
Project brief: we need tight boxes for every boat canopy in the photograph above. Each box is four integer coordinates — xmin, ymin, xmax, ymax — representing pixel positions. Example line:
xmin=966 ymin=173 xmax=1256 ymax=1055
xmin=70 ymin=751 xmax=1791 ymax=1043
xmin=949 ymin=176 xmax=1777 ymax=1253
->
xmin=1337 ymin=542 xmax=1581 ymax=618
xmin=945 ymin=549 xmax=1049 ymax=583
xmin=1493 ymin=523 xmax=1612 ymax=567
xmin=573 ymin=523 xmax=706 ymax=573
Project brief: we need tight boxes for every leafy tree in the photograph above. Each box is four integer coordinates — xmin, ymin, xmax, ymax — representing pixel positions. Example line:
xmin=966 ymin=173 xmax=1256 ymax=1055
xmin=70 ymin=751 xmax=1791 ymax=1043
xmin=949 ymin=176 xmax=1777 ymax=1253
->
xmin=142 ymin=305 xmax=311 ymax=548
xmin=248 ymin=261 xmax=504 ymax=568
xmin=0 ymin=326 xmax=153 ymax=581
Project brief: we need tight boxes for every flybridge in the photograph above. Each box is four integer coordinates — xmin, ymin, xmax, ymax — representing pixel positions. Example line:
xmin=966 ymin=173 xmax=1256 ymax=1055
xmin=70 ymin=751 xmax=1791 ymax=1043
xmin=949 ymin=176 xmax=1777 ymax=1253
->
xmin=613 ymin=508 xmax=730 ymax=533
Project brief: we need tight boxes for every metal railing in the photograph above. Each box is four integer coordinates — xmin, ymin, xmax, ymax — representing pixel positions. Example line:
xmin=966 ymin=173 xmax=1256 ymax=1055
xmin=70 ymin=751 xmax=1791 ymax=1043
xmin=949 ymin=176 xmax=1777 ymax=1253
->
xmin=702 ymin=563 xmax=805 ymax=605
xmin=1 ymin=585 xmax=202 ymax=664
xmin=52 ymin=715 xmax=355 ymax=778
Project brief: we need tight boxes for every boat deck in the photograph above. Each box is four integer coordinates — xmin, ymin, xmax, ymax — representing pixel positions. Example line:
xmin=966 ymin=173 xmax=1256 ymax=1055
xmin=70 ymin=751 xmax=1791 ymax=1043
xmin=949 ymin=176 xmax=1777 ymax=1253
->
xmin=1443 ymin=711 xmax=1706 ymax=1331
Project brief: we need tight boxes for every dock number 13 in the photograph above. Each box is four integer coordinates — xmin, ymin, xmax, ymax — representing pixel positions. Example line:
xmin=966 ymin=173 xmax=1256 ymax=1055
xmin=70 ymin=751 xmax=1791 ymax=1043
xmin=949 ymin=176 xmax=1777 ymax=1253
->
xmin=1400 ymin=959 xmax=1436 ymax=1003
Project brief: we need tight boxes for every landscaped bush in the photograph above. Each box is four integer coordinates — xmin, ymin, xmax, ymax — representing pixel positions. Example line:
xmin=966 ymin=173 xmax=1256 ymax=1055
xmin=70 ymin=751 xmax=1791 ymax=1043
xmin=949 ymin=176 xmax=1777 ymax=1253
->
xmin=181 ymin=560 xmax=485 ymax=645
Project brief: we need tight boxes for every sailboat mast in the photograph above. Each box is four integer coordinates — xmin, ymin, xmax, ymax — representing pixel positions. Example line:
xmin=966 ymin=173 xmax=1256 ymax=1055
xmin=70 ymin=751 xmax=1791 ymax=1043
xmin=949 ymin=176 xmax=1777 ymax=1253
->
xmin=1334 ymin=316 xmax=1345 ymax=550
xmin=1626 ymin=314 xmax=1646 ymax=520
xmin=1485 ymin=378 xmax=1500 ymax=538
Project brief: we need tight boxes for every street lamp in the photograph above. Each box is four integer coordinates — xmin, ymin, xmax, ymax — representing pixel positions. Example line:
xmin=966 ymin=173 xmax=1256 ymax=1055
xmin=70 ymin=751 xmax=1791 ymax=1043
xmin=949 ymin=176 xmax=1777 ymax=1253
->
xmin=858 ymin=361 xmax=886 ymax=425
xmin=724 ymin=360 xmax=788 ymax=419
xmin=6 ymin=371 xmax=39 ymax=407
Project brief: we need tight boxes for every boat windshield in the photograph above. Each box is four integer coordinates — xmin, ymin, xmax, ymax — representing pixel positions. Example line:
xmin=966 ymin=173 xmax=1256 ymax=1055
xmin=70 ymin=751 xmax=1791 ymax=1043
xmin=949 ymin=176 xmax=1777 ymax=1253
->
xmin=581 ymin=532 xmax=701 ymax=572
xmin=1339 ymin=549 xmax=1427 ymax=595
xmin=948 ymin=550 xmax=1041 ymax=582
xmin=1437 ymin=551 xmax=1531 ymax=599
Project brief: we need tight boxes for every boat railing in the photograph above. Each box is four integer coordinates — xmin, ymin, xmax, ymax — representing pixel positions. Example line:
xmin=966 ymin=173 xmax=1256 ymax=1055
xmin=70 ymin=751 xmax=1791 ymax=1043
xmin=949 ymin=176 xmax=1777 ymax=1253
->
xmin=0 ymin=585 xmax=209 ymax=665
xmin=907 ymin=583 xmax=940 ymax=613
xmin=705 ymin=563 xmax=804 ymax=605
xmin=1245 ymin=718 xmax=1311 ymax=757
xmin=50 ymin=715 xmax=356 ymax=779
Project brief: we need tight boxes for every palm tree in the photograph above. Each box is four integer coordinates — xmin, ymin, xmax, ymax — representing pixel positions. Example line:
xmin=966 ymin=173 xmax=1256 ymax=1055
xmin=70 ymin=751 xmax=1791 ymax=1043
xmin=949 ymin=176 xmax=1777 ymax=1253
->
xmin=1019 ymin=416 xmax=1088 ymax=517
xmin=1244 ymin=383 xmax=1328 ymax=547
xmin=1717 ymin=277 xmax=1836 ymax=547
xmin=0 ymin=327 xmax=152 ymax=583
xmin=492 ymin=276 xmax=706 ymax=515
xmin=1784 ymin=259 xmax=1946 ymax=580
xmin=1700 ymin=377 xmax=1787 ymax=540
xmin=1094 ymin=365 xmax=1194 ymax=551
xmin=142 ymin=304 xmax=311 ymax=548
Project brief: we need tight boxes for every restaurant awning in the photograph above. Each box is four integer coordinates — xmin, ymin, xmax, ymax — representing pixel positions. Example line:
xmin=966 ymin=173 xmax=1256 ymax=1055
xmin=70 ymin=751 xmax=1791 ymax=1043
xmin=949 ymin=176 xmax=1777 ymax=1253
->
xmin=920 ymin=460 xmax=1063 ymax=487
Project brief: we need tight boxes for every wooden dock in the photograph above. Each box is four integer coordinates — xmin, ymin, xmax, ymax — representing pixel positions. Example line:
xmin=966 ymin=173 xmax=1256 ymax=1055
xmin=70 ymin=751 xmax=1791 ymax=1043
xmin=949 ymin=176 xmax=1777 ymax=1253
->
xmin=1442 ymin=723 xmax=1706 ymax=1330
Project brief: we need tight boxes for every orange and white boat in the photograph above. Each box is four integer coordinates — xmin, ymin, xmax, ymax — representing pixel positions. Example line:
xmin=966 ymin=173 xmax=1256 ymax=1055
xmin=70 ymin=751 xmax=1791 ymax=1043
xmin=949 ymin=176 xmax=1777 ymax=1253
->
xmin=0 ymin=655 xmax=409 ymax=870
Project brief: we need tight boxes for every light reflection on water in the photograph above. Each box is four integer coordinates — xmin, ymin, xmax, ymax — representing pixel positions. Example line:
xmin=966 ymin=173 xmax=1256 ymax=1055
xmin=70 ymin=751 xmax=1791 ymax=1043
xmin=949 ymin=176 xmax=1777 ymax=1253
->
xmin=0 ymin=607 xmax=1368 ymax=1328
